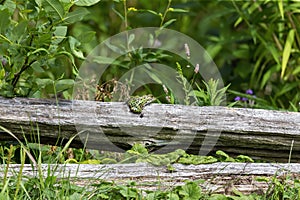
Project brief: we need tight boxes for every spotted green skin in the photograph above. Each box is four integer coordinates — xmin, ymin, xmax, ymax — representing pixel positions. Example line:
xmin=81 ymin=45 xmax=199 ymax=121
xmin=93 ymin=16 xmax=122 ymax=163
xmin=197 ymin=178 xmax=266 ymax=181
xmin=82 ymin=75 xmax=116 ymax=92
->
xmin=127 ymin=95 xmax=156 ymax=114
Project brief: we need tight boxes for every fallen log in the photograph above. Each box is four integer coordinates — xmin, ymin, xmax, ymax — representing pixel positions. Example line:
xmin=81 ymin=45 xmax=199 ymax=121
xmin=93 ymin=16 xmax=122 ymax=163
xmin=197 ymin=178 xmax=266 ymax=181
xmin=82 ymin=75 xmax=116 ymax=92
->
xmin=0 ymin=97 xmax=299 ymax=162
xmin=2 ymin=163 xmax=300 ymax=195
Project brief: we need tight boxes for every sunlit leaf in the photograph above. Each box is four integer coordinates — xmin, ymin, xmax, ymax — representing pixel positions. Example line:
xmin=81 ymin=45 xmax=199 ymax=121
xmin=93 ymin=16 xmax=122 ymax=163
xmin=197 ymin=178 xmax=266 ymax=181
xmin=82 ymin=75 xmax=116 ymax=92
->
xmin=0 ymin=9 xmax=10 ymax=34
xmin=179 ymin=182 xmax=201 ymax=200
xmin=55 ymin=79 xmax=74 ymax=92
xmin=281 ymin=29 xmax=295 ymax=79
xmin=64 ymin=7 xmax=89 ymax=24
xmin=31 ymin=61 xmax=45 ymax=73
xmin=42 ymin=0 xmax=64 ymax=20
xmin=75 ymin=0 xmax=101 ymax=6
xmin=78 ymin=31 xmax=96 ymax=43
xmin=278 ymin=0 xmax=284 ymax=19
xmin=11 ymin=20 xmax=27 ymax=42
xmin=52 ymin=26 xmax=67 ymax=44
xmin=69 ymin=36 xmax=85 ymax=59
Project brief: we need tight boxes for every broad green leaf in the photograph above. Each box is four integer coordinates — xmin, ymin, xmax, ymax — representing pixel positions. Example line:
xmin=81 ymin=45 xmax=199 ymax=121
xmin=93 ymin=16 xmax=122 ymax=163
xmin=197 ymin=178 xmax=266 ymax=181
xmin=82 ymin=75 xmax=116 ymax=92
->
xmin=216 ymin=150 xmax=232 ymax=162
xmin=69 ymin=36 xmax=85 ymax=59
xmin=78 ymin=31 xmax=96 ymax=43
xmin=235 ymin=155 xmax=254 ymax=163
xmin=42 ymin=0 xmax=64 ymax=20
xmin=130 ymin=143 xmax=148 ymax=155
xmin=281 ymin=29 xmax=295 ymax=79
xmin=53 ymin=26 xmax=67 ymax=45
xmin=0 ymin=9 xmax=10 ymax=34
xmin=64 ymin=7 xmax=89 ymax=24
xmin=35 ymin=78 xmax=53 ymax=89
xmin=32 ymin=32 xmax=52 ymax=46
xmin=11 ymin=20 xmax=28 ymax=42
xmin=75 ymin=0 xmax=101 ymax=6
xmin=0 ymin=0 xmax=16 ymax=14
xmin=31 ymin=61 xmax=45 ymax=73
xmin=167 ymin=193 xmax=180 ymax=200
xmin=55 ymin=79 xmax=75 ymax=93
xmin=30 ymin=90 xmax=41 ymax=98
xmin=179 ymin=182 xmax=201 ymax=200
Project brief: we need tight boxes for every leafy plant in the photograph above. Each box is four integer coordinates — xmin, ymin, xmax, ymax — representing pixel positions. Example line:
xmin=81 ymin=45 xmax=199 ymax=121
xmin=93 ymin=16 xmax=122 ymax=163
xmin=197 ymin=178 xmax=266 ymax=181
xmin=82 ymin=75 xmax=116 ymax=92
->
xmin=0 ymin=0 xmax=99 ymax=98
xmin=230 ymin=0 xmax=300 ymax=110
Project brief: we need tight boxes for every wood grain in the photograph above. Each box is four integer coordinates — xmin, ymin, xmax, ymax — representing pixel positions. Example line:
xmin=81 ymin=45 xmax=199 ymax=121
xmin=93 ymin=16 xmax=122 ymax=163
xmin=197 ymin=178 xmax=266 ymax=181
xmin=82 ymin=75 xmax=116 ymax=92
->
xmin=0 ymin=97 xmax=299 ymax=161
xmin=2 ymin=163 xmax=300 ymax=194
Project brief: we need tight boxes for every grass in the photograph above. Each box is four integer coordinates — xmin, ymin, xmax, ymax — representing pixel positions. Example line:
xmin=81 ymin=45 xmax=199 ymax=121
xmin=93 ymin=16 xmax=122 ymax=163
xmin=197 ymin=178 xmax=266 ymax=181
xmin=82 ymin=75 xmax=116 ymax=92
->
xmin=0 ymin=126 xmax=300 ymax=199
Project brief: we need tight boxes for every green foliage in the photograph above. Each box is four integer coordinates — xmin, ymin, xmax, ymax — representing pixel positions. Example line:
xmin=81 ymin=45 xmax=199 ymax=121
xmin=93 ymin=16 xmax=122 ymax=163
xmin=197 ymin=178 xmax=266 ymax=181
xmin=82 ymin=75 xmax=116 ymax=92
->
xmin=229 ymin=0 xmax=300 ymax=110
xmin=0 ymin=0 xmax=299 ymax=110
xmin=121 ymin=144 xmax=253 ymax=167
xmin=194 ymin=79 xmax=230 ymax=106
xmin=260 ymin=176 xmax=300 ymax=200
xmin=0 ymin=141 xmax=299 ymax=199
xmin=0 ymin=0 xmax=94 ymax=98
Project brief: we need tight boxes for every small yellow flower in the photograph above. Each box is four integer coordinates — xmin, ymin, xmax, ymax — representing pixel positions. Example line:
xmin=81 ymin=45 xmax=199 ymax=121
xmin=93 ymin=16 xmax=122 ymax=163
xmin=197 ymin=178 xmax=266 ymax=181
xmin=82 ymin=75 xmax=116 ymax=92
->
xmin=168 ymin=7 xmax=174 ymax=12
xmin=128 ymin=7 xmax=137 ymax=12
xmin=158 ymin=13 xmax=163 ymax=17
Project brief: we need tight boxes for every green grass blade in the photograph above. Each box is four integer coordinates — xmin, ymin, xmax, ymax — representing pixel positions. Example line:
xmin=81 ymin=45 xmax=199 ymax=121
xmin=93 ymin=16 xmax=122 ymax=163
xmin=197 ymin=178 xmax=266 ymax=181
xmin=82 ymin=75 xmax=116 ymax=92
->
xmin=281 ymin=29 xmax=295 ymax=79
xmin=0 ymin=126 xmax=37 ymax=167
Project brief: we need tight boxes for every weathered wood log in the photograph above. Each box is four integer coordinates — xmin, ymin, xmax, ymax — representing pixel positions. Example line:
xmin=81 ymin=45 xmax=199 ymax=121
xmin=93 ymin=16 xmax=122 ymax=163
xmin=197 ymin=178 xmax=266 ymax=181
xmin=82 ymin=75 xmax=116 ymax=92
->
xmin=0 ymin=97 xmax=299 ymax=162
xmin=2 ymin=163 xmax=300 ymax=194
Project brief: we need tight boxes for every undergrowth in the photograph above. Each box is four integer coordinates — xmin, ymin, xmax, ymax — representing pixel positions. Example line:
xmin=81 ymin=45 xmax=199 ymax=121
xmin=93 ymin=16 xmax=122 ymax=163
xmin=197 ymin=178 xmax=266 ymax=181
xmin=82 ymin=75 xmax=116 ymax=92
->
xmin=1 ymin=137 xmax=300 ymax=200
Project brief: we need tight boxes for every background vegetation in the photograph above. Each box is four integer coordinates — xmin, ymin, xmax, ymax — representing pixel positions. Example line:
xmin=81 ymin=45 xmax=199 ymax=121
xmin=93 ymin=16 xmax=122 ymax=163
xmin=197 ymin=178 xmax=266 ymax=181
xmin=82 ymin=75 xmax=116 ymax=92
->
xmin=0 ymin=0 xmax=299 ymax=110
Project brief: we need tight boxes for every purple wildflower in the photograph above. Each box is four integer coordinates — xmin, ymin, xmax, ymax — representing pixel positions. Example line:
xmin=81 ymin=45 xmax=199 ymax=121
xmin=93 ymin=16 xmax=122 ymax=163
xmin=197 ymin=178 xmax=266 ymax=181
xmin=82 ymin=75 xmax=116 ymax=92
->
xmin=242 ymin=97 xmax=248 ymax=101
xmin=234 ymin=96 xmax=241 ymax=101
xmin=246 ymin=89 xmax=253 ymax=95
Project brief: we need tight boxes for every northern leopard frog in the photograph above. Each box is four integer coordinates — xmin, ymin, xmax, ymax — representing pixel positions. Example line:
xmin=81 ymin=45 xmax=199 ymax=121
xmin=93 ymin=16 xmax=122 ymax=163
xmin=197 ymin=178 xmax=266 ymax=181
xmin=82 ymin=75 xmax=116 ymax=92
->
xmin=127 ymin=94 xmax=156 ymax=114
